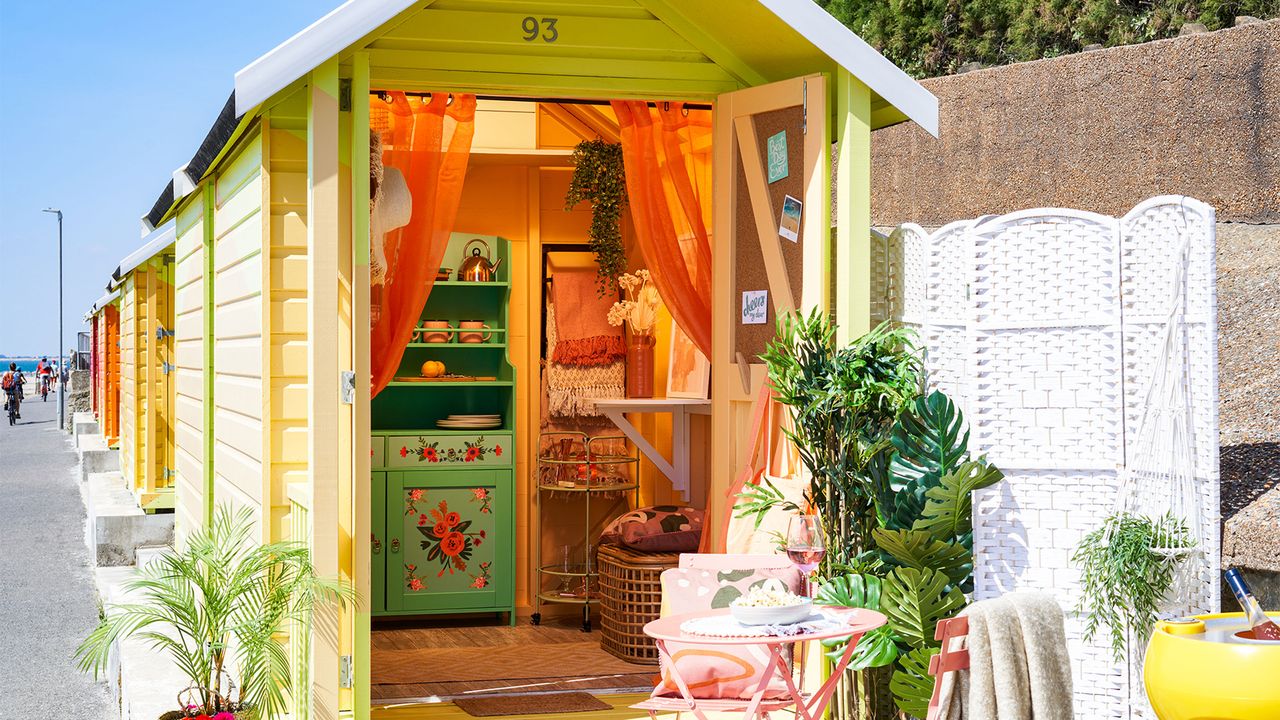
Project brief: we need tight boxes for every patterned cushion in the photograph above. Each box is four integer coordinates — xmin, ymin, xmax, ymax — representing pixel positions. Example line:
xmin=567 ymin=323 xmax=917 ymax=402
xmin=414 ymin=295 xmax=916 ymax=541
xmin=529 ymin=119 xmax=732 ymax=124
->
xmin=652 ymin=565 xmax=802 ymax=700
xmin=601 ymin=506 xmax=704 ymax=553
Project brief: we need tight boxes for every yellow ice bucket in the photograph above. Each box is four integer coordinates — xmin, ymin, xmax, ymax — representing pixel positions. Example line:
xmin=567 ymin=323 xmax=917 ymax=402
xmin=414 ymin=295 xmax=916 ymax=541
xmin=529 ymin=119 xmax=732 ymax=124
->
xmin=1144 ymin=612 xmax=1280 ymax=720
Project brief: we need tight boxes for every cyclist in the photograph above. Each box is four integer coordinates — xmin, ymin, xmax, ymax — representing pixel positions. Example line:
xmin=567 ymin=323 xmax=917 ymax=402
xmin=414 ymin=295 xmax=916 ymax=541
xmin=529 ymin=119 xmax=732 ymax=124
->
xmin=2 ymin=362 xmax=21 ymax=424
xmin=38 ymin=358 xmax=53 ymax=400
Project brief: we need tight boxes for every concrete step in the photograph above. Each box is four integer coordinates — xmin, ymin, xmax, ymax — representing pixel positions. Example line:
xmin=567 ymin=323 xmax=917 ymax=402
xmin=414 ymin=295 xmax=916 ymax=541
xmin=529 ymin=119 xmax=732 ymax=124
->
xmin=85 ymin=472 xmax=174 ymax=566
xmin=73 ymin=411 xmax=100 ymax=444
xmin=94 ymin=565 xmax=189 ymax=720
xmin=77 ymin=433 xmax=119 ymax=481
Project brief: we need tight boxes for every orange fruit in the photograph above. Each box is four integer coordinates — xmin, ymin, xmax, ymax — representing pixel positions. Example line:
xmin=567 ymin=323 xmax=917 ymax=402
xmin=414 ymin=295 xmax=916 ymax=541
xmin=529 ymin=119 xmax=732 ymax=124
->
xmin=420 ymin=360 xmax=445 ymax=378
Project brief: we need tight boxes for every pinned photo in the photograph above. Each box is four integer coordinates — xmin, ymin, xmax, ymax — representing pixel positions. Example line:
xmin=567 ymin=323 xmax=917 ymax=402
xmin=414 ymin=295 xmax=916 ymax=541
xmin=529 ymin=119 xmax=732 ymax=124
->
xmin=779 ymin=194 xmax=803 ymax=242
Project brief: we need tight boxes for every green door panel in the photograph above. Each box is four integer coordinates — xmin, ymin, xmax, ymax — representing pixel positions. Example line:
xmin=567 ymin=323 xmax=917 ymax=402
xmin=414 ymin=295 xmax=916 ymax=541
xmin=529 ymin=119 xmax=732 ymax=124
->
xmin=371 ymin=472 xmax=386 ymax=614
xmin=387 ymin=469 xmax=513 ymax=614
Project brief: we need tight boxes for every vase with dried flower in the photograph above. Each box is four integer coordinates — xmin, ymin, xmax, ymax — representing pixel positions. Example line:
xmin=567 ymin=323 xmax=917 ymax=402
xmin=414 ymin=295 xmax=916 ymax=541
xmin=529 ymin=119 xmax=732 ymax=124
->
xmin=608 ymin=269 xmax=661 ymax=398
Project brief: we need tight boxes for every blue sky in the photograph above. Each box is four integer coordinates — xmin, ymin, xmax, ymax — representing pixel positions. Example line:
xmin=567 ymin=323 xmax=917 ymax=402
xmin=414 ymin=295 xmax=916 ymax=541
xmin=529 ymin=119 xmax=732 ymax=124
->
xmin=0 ymin=0 xmax=333 ymax=356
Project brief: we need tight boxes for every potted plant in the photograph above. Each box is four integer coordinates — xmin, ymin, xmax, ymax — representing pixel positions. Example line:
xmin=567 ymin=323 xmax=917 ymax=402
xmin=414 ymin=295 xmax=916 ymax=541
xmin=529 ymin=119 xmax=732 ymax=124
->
xmin=75 ymin=508 xmax=355 ymax=719
xmin=607 ymin=268 xmax=661 ymax=397
xmin=1073 ymin=511 xmax=1194 ymax=662
xmin=739 ymin=310 xmax=1005 ymax=718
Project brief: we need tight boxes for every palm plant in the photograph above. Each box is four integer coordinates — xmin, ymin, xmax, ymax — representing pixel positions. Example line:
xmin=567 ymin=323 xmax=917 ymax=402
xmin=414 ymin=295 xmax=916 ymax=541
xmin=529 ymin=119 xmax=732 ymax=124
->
xmin=751 ymin=310 xmax=922 ymax=568
xmin=75 ymin=508 xmax=354 ymax=719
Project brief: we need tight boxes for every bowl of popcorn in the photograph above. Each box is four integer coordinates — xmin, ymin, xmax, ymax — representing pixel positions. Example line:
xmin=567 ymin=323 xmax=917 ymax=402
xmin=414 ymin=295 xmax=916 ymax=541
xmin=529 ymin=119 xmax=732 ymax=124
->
xmin=730 ymin=579 xmax=812 ymax=626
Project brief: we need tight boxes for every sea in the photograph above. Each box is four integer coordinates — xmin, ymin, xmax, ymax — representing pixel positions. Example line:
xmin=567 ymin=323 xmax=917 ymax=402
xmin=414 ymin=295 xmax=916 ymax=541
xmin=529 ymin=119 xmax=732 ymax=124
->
xmin=2 ymin=358 xmax=42 ymax=373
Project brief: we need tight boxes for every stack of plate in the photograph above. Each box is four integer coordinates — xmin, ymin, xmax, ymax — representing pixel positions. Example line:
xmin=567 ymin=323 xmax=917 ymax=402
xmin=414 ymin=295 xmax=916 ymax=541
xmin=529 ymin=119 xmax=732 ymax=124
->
xmin=436 ymin=414 xmax=502 ymax=429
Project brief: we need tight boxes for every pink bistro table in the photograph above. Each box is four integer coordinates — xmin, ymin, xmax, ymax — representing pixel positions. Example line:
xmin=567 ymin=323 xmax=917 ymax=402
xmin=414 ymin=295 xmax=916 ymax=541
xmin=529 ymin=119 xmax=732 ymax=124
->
xmin=631 ymin=606 xmax=888 ymax=720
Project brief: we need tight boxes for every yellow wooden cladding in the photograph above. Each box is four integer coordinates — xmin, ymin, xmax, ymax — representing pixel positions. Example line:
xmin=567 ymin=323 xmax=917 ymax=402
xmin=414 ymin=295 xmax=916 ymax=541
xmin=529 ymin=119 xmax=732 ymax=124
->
xmin=115 ymin=251 xmax=176 ymax=512
xmin=174 ymin=193 xmax=207 ymax=542
xmin=212 ymin=130 xmax=269 ymax=540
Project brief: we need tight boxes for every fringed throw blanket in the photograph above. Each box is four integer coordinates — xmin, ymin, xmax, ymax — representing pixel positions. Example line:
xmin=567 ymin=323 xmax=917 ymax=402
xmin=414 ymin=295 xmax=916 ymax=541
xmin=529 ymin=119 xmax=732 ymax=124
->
xmin=550 ymin=271 xmax=625 ymax=366
xmin=546 ymin=301 xmax=623 ymax=417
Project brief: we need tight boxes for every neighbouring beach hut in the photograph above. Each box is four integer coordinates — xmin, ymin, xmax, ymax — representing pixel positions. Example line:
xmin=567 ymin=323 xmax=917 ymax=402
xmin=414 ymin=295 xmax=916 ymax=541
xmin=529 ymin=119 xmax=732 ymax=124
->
xmin=137 ymin=1 xmax=938 ymax=716
xmin=85 ymin=290 xmax=121 ymax=446
xmin=109 ymin=222 xmax=177 ymax=513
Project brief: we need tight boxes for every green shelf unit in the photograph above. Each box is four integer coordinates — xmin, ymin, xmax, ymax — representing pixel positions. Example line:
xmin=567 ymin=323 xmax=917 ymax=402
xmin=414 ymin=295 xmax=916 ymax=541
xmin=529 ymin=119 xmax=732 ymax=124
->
xmin=370 ymin=233 xmax=516 ymax=624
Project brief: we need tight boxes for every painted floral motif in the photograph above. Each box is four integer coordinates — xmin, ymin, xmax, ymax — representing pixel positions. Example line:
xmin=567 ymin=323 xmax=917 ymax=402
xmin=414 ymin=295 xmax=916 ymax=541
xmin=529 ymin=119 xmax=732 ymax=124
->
xmin=413 ymin=435 xmax=496 ymax=463
xmin=399 ymin=446 xmax=409 ymax=458
xmin=404 ymin=488 xmax=426 ymax=516
xmin=471 ymin=487 xmax=493 ymax=513
xmin=414 ymin=498 xmax=486 ymax=577
xmin=404 ymin=563 xmax=427 ymax=592
xmin=470 ymin=561 xmax=492 ymax=589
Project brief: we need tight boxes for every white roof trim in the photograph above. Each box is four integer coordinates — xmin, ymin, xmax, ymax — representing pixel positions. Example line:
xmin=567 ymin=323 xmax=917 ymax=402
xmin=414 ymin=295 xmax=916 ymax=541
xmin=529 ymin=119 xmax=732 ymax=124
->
xmin=173 ymin=164 xmax=197 ymax=200
xmin=88 ymin=289 xmax=121 ymax=317
xmin=235 ymin=0 xmax=410 ymax=113
xmin=233 ymin=0 xmax=937 ymax=135
xmin=114 ymin=220 xmax=176 ymax=281
xmin=757 ymin=0 xmax=937 ymax=136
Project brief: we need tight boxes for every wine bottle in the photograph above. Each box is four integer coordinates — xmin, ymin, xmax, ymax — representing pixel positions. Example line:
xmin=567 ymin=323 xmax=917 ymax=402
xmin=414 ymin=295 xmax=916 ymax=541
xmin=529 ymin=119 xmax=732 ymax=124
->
xmin=1224 ymin=568 xmax=1280 ymax=641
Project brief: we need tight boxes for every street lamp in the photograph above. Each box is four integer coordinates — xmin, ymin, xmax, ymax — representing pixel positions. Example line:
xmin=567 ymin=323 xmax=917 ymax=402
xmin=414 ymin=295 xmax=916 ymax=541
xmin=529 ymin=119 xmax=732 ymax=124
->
xmin=42 ymin=207 xmax=64 ymax=430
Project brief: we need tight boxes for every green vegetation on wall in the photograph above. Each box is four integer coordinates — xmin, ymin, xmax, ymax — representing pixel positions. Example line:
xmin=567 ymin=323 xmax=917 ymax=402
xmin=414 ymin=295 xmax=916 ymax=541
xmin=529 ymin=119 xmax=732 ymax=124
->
xmin=816 ymin=0 xmax=1280 ymax=77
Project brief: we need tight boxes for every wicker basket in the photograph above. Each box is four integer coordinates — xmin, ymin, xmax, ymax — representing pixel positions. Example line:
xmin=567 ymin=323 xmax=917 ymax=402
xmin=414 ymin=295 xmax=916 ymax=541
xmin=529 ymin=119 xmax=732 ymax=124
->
xmin=596 ymin=543 xmax=680 ymax=664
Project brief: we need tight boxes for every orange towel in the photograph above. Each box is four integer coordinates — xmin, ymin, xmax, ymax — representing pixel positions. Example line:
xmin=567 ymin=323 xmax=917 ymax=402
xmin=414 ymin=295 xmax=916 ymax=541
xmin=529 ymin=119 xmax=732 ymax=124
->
xmin=550 ymin=270 xmax=625 ymax=366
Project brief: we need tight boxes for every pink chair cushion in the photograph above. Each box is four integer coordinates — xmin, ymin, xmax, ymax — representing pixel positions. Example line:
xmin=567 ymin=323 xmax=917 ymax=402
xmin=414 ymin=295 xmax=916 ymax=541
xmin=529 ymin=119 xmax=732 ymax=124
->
xmin=653 ymin=564 xmax=803 ymax=700
xmin=601 ymin=506 xmax=704 ymax=553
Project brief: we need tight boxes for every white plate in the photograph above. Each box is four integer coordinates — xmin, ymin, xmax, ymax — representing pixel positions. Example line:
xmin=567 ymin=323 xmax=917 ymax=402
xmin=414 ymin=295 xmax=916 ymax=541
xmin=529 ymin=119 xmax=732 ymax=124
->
xmin=436 ymin=421 xmax=502 ymax=428
xmin=448 ymin=414 xmax=501 ymax=419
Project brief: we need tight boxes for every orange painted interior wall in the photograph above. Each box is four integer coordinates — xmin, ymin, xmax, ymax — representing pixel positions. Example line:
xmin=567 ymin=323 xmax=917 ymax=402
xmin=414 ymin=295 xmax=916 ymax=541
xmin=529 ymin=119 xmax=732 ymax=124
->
xmin=440 ymin=101 xmax=709 ymax=613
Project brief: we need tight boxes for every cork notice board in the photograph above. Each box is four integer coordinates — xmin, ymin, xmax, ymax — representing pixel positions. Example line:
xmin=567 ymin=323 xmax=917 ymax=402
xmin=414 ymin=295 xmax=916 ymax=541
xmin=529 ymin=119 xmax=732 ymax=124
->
xmin=734 ymin=105 xmax=806 ymax=361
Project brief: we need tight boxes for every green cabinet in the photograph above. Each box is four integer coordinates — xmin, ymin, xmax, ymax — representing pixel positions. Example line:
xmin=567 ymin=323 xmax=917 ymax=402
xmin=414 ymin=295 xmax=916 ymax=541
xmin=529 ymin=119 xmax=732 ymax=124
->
xmin=369 ymin=234 xmax=516 ymax=622
xmin=385 ymin=469 xmax=513 ymax=614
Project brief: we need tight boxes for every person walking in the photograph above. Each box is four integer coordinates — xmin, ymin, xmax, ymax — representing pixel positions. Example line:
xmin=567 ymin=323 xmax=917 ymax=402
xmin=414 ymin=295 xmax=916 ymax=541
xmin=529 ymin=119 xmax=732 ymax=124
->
xmin=2 ymin=362 xmax=21 ymax=424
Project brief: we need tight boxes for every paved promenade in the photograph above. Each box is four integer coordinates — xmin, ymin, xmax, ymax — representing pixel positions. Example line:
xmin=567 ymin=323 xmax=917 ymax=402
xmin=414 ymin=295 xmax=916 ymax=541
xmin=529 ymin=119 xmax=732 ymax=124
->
xmin=0 ymin=385 xmax=113 ymax=717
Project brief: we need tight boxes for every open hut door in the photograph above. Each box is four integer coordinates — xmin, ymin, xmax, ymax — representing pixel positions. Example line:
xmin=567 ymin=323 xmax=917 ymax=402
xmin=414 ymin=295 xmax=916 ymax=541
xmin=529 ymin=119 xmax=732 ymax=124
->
xmin=709 ymin=75 xmax=828 ymax=549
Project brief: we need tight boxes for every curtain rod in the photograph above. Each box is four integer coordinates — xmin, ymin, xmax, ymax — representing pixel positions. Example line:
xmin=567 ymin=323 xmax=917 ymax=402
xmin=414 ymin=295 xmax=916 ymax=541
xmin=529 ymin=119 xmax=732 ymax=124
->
xmin=371 ymin=90 xmax=711 ymax=111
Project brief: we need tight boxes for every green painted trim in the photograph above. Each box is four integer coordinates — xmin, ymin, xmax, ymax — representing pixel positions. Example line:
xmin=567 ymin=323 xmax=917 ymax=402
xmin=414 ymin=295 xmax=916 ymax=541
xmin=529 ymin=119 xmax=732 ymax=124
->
xmin=350 ymin=50 xmax=372 ymax=720
xmin=202 ymin=181 xmax=216 ymax=528
xmin=834 ymin=68 xmax=872 ymax=344
xmin=637 ymin=0 xmax=764 ymax=88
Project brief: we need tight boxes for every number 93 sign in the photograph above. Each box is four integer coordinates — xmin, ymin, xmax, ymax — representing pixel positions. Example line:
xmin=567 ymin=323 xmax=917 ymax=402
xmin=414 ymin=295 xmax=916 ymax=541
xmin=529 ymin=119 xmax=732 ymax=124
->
xmin=521 ymin=16 xmax=559 ymax=42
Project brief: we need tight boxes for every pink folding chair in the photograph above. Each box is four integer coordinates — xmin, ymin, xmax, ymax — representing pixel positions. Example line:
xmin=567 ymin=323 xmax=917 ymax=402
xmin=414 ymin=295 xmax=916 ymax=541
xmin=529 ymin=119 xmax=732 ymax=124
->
xmin=926 ymin=615 xmax=970 ymax=720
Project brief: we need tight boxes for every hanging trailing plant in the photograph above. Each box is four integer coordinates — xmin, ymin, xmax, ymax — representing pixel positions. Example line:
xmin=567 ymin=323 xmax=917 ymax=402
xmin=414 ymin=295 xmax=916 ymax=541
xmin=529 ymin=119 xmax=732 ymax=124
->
xmin=565 ymin=139 xmax=627 ymax=294
xmin=1073 ymin=511 xmax=1193 ymax=662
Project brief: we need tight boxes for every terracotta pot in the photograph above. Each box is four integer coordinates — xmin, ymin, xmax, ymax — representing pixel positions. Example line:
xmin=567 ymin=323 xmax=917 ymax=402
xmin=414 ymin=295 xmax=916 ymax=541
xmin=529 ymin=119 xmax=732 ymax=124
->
xmin=626 ymin=333 xmax=655 ymax=398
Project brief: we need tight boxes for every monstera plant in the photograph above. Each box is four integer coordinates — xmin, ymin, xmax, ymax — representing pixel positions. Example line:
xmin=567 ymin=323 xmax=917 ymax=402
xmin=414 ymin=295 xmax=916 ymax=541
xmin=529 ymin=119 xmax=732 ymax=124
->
xmin=742 ymin=312 xmax=1004 ymax=719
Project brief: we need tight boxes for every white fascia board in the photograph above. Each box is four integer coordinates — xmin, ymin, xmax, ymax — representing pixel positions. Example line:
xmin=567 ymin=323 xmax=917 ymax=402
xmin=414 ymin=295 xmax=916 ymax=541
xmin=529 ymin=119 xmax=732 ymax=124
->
xmin=234 ymin=0 xmax=414 ymax=114
xmin=758 ymin=0 xmax=939 ymax=137
xmin=114 ymin=220 xmax=177 ymax=281
xmin=173 ymin=164 xmax=197 ymax=200
xmin=89 ymin=289 xmax=120 ymax=316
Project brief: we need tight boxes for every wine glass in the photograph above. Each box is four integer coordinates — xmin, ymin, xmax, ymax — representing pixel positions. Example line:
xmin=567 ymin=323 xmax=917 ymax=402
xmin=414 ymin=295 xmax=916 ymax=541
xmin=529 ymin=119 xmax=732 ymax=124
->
xmin=786 ymin=515 xmax=825 ymax=694
xmin=786 ymin=515 xmax=825 ymax=581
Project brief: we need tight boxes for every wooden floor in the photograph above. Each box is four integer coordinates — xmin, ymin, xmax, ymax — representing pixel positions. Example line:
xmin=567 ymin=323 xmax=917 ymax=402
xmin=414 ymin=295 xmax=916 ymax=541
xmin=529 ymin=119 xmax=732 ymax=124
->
xmin=372 ymin=694 xmax=757 ymax=720
xmin=373 ymin=693 xmax=657 ymax=719
xmin=372 ymin=614 xmax=656 ymax=702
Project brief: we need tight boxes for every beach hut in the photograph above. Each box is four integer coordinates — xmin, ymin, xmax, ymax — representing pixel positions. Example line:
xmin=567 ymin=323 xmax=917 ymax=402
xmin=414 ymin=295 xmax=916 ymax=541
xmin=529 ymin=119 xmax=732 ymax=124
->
xmin=139 ymin=0 xmax=938 ymax=715
xmin=109 ymin=222 xmax=177 ymax=512
xmin=85 ymin=290 xmax=121 ymax=446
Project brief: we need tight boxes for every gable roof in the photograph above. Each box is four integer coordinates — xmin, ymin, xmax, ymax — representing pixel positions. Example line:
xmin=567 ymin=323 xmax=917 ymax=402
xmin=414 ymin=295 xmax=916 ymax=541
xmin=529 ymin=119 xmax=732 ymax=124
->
xmin=234 ymin=0 xmax=937 ymax=136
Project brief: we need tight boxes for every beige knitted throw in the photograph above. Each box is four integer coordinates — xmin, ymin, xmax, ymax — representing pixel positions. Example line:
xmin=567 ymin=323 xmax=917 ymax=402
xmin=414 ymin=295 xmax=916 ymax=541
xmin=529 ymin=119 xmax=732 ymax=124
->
xmin=938 ymin=592 xmax=1074 ymax=720
xmin=546 ymin=301 xmax=623 ymax=417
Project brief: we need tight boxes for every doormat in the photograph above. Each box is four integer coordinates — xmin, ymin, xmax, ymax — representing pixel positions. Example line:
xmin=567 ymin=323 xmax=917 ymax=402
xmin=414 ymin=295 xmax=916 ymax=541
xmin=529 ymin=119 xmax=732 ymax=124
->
xmin=373 ymin=641 xmax=647 ymax=684
xmin=453 ymin=692 xmax=611 ymax=717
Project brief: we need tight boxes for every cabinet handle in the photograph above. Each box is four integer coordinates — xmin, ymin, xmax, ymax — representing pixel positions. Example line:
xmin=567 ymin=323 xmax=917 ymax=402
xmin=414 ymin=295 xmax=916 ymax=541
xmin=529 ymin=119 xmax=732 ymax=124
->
xmin=372 ymin=535 xmax=383 ymax=555
xmin=390 ymin=538 xmax=400 ymax=553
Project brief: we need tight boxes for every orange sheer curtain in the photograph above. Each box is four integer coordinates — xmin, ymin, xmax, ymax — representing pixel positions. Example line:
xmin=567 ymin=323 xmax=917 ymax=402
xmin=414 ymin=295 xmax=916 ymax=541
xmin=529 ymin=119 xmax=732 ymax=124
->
xmin=611 ymin=101 xmax=713 ymax=359
xmin=370 ymin=91 xmax=476 ymax=397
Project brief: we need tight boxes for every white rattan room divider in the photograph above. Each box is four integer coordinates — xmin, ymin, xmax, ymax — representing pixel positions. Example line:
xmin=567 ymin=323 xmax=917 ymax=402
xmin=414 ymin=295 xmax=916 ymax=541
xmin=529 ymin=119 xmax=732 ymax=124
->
xmin=871 ymin=196 xmax=1220 ymax=719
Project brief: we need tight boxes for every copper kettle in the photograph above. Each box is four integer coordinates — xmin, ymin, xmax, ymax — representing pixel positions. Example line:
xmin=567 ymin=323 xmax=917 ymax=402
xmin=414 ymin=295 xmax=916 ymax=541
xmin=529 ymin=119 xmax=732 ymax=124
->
xmin=458 ymin=238 xmax=502 ymax=282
